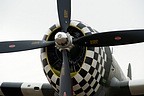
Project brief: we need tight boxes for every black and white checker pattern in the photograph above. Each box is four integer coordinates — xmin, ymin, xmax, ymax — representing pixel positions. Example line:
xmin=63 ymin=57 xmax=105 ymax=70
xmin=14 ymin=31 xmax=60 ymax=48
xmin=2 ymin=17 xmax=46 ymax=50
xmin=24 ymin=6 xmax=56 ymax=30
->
xmin=72 ymin=47 xmax=107 ymax=96
xmin=41 ymin=20 xmax=108 ymax=96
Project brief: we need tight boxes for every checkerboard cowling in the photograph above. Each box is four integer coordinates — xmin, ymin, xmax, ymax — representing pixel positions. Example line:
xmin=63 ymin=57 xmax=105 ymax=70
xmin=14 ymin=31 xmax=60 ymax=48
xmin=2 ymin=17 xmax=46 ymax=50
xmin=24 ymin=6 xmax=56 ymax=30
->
xmin=41 ymin=20 xmax=108 ymax=96
xmin=72 ymin=46 xmax=107 ymax=96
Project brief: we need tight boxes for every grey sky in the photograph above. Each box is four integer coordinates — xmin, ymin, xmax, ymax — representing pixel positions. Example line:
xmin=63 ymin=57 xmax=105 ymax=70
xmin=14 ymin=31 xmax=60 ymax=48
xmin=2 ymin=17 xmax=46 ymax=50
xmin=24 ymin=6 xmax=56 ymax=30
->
xmin=0 ymin=0 xmax=144 ymax=83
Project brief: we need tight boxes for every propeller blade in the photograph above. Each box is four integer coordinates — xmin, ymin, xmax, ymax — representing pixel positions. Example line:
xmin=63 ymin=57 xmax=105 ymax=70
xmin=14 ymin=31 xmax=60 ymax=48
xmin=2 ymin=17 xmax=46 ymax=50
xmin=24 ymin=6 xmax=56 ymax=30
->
xmin=0 ymin=40 xmax=54 ymax=53
xmin=60 ymin=50 xmax=72 ymax=96
xmin=74 ymin=29 xmax=144 ymax=47
xmin=57 ymin=0 xmax=71 ymax=32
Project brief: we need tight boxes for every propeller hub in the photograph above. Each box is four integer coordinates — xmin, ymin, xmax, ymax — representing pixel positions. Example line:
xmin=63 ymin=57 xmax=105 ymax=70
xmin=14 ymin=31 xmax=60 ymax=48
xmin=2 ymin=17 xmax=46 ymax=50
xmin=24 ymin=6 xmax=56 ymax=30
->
xmin=55 ymin=32 xmax=74 ymax=51
xmin=55 ymin=32 xmax=68 ymax=46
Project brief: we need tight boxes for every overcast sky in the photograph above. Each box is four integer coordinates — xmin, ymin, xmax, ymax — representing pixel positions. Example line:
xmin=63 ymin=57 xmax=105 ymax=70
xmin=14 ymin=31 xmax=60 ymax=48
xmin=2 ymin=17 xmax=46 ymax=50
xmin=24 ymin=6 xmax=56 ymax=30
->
xmin=0 ymin=0 xmax=144 ymax=83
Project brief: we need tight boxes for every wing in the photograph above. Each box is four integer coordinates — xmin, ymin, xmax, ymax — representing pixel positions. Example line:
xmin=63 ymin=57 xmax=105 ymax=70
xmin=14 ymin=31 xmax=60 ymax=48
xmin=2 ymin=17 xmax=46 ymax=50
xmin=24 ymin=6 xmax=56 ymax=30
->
xmin=110 ymin=78 xmax=144 ymax=96
xmin=0 ymin=82 xmax=56 ymax=96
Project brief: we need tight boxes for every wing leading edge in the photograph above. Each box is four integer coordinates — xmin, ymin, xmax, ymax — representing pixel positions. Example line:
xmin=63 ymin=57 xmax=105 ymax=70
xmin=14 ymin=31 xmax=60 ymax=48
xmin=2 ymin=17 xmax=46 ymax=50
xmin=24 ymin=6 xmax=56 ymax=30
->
xmin=0 ymin=82 xmax=56 ymax=96
xmin=110 ymin=77 xmax=144 ymax=96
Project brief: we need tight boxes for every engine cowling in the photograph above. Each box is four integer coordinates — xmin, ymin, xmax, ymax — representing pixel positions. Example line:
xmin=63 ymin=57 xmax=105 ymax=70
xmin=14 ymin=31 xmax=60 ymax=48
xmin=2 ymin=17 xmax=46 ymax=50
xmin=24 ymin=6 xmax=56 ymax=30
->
xmin=41 ymin=20 xmax=108 ymax=96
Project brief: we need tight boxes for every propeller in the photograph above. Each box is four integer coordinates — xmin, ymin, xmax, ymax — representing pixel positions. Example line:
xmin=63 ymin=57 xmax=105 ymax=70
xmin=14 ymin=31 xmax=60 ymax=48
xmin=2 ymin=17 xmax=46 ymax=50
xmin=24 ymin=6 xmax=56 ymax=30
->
xmin=60 ymin=50 xmax=72 ymax=96
xmin=74 ymin=29 xmax=144 ymax=47
xmin=57 ymin=0 xmax=71 ymax=32
xmin=0 ymin=40 xmax=54 ymax=53
xmin=57 ymin=0 xmax=72 ymax=96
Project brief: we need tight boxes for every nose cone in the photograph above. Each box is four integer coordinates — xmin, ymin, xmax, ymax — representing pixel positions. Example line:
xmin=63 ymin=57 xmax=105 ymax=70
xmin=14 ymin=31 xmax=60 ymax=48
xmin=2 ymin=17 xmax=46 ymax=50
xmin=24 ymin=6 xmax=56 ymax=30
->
xmin=55 ymin=32 xmax=68 ymax=46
